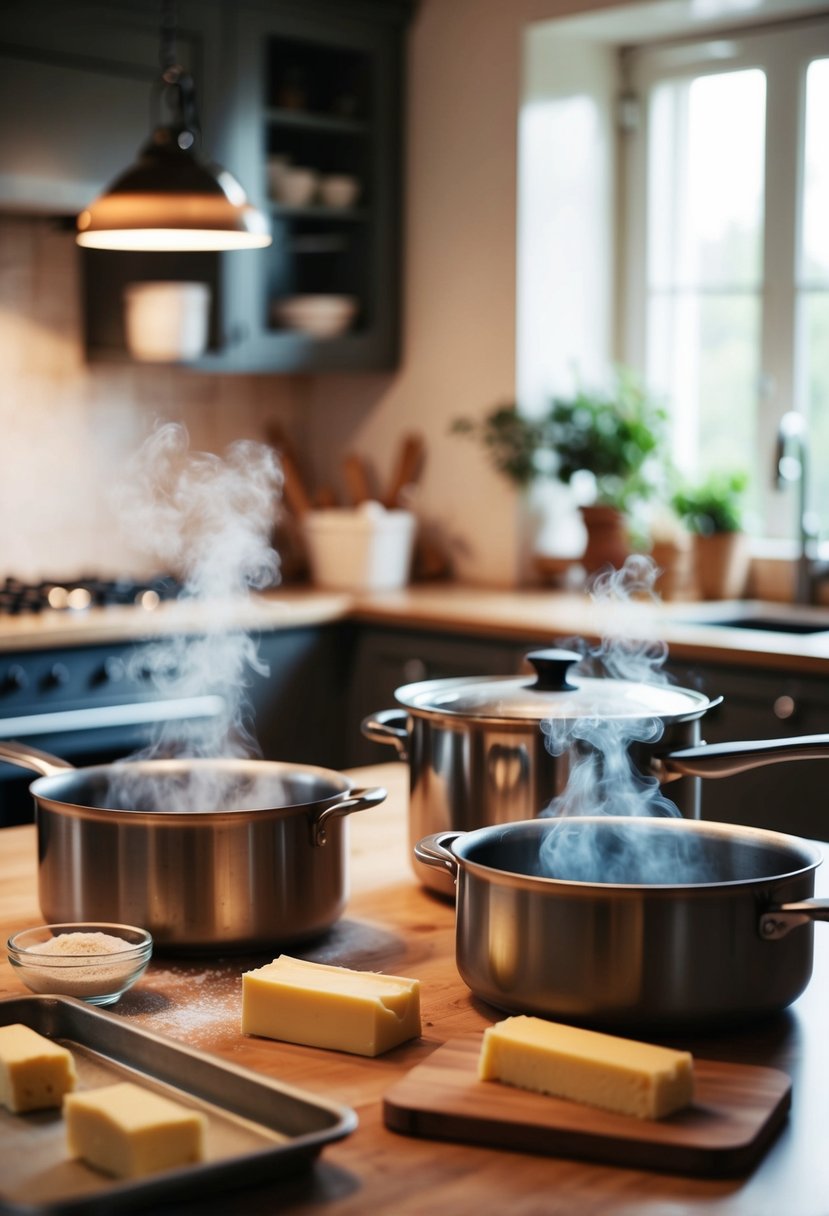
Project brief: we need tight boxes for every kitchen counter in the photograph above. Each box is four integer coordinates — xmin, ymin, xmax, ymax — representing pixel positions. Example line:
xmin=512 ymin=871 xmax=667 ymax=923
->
xmin=2 ymin=762 xmax=829 ymax=1215
xmin=3 ymin=583 xmax=829 ymax=675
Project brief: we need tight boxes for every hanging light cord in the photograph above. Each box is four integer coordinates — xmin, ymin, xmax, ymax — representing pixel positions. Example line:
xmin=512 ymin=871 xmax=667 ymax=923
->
xmin=153 ymin=0 xmax=200 ymax=150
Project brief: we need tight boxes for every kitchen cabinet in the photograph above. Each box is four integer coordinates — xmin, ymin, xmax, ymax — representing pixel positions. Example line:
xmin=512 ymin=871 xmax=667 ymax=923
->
xmin=0 ymin=0 xmax=219 ymax=216
xmin=345 ymin=624 xmax=829 ymax=840
xmin=249 ymin=622 xmax=353 ymax=768
xmin=0 ymin=0 xmax=228 ymax=358
xmin=345 ymin=625 xmax=546 ymax=766
xmin=0 ymin=0 xmax=409 ymax=372
xmin=667 ymin=658 xmax=829 ymax=840
xmin=211 ymin=0 xmax=410 ymax=372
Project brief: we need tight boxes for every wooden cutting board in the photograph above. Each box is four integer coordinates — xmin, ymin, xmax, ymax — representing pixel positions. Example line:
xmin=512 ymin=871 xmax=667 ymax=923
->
xmin=383 ymin=1038 xmax=791 ymax=1177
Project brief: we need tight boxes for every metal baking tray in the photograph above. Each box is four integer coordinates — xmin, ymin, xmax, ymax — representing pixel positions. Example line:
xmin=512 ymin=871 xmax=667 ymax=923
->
xmin=0 ymin=995 xmax=357 ymax=1215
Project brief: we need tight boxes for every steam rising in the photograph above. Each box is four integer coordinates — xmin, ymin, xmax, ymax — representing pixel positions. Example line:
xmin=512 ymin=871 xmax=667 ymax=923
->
xmin=106 ymin=423 xmax=284 ymax=812
xmin=538 ymin=556 xmax=700 ymax=881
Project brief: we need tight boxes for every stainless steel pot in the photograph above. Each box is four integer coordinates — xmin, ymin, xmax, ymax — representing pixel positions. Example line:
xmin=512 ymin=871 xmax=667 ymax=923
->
xmin=363 ymin=649 xmax=829 ymax=896
xmin=0 ymin=741 xmax=386 ymax=952
xmin=416 ymin=816 xmax=829 ymax=1030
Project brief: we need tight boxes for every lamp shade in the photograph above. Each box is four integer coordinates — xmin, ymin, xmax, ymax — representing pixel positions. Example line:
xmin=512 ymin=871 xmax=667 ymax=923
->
xmin=77 ymin=128 xmax=271 ymax=251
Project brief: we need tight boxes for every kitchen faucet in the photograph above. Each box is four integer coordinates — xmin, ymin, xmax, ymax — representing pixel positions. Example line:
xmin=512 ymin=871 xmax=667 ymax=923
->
xmin=774 ymin=411 xmax=829 ymax=604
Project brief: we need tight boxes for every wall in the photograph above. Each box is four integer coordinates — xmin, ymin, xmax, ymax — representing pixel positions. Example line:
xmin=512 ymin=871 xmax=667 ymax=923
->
xmin=303 ymin=0 xmax=820 ymax=588
xmin=0 ymin=216 xmax=300 ymax=581
xmin=303 ymin=0 xmax=640 ymax=587
xmin=4 ymin=0 xmax=801 ymax=588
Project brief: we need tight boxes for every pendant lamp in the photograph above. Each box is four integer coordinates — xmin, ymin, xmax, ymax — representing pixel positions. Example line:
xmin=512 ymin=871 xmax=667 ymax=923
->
xmin=77 ymin=2 xmax=271 ymax=252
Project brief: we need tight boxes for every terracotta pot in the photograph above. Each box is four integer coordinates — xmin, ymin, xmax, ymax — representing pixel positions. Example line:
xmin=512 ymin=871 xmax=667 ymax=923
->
xmin=651 ymin=538 xmax=694 ymax=601
xmin=693 ymin=530 xmax=750 ymax=600
xmin=579 ymin=505 xmax=630 ymax=573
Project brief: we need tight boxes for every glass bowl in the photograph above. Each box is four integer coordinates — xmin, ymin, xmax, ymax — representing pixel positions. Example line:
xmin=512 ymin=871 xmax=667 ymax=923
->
xmin=7 ymin=923 xmax=153 ymax=1006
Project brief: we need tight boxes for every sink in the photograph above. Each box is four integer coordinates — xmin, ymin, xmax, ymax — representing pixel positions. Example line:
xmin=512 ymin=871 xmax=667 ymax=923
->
xmin=700 ymin=616 xmax=829 ymax=635
xmin=676 ymin=606 xmax=829 ymax=635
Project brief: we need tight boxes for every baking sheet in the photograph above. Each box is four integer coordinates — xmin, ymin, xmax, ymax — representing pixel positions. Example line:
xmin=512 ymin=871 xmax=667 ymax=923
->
xmin=0 ymin=995 xmax=357 ymax=1215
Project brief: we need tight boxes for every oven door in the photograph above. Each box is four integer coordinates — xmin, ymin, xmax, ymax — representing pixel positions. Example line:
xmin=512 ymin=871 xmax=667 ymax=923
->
xmin=0 ymin=643 xmax=226 ymax=826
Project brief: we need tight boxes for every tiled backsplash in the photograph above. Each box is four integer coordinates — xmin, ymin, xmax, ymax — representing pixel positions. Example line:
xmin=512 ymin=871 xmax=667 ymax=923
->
xmin=0 ymin=217 xmax=301 ymax=581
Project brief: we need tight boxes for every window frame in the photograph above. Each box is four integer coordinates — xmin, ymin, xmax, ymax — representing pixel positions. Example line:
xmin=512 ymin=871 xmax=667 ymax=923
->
xmin=620 ymin=18 xmax=829 ymax=540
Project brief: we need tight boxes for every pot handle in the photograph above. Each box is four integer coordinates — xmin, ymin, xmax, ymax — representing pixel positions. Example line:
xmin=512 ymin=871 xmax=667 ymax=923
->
xmin=0 ymin=740 xmax=75 ymax=777
xmin=654 ymin=733 xmax=829 ymax=782
xmin=308 ymin=786 xmax=387 ymax=847
xmin=360 ymin=710 xmax=409 ymax=761
xmin=760 ymin=899 xmax=829 ymax=940
xmin=414 ymin=831 xmax=464 ymax=882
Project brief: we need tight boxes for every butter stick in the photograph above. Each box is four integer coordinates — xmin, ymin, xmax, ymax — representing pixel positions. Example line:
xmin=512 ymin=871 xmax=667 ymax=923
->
xmin=478 ymin=1015 xmax=694 ymax=1120
xmin=0 ymin=1023 xmax=77 ymax=1113
xmin=242 ymin=955 xmax=421 ymax=1057
xmin=64 ymin=1081 xmax=206 ymax=1178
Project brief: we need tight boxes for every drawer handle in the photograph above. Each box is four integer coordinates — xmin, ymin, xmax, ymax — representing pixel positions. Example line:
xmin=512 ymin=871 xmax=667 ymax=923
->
xmin=773 ymin=695 xmax=796 ymax=720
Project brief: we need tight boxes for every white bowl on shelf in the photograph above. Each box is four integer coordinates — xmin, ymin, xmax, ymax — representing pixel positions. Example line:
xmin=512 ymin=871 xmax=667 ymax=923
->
xmin=320 ymin=175 xmax=361 ymax=209
xmin=273 ymin=294 xmax=358 ymax=338
xmin=274 ymin=166 xmax=319 ymax=207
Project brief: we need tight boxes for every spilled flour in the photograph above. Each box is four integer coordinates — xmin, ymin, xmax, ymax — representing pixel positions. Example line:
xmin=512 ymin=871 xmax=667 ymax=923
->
xmin=123 ymin=962 xmax=246 ymax=1049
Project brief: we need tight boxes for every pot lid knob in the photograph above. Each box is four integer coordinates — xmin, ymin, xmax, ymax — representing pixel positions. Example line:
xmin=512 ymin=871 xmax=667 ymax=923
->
xmin=525 ymin=649 xmax=581 ymax=692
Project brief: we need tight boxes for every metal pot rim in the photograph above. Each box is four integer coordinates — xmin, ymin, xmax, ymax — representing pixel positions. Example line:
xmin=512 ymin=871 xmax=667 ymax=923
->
xmin=447 ymin=815 xmax=822 ymax=892
xmin=30 ymin=757 xmax=356 ymax=822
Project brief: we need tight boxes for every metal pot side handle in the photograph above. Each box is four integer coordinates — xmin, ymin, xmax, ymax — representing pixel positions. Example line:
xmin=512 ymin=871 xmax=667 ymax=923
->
xmin=360 ymin=710 xmax=409 ymax=761
xmin=0 ymin=740 xmax=75 ymax=777
xmin=655 ymin=733 xmax=829 ymax=782
xmin=414 ymin=831 xmax=465 ymax=882
xmin=760 ymin=899 xmax=829 ymax=940
xmin=309 ymin=786 xmax=388 ymax=847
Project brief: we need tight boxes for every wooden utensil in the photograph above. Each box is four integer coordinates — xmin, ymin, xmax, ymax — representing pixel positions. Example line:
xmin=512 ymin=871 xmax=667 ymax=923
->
xmin=384 ymin=434 xmax=425 ymax=507
xmin=383 ymin=1037 xmax=791 ymax=1178
xmin=279 ymin=450 xmax=313 ymax=518
xmin=342 ymin=453 xmax=374 ymax=505
xmin=265 ymin=423 xmax=313 ymax=519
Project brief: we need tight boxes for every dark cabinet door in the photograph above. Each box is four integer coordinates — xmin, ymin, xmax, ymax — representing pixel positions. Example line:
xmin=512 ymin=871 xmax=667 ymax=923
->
xmin=345 ymin=627 xmax=544 ymax=767
xmin=669 ymin=661 xmax=829 ymax=840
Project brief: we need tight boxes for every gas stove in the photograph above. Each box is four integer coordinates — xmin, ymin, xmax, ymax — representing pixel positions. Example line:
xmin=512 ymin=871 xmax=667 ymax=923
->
xmin=0 ymin=575 xmax=183 ymax=616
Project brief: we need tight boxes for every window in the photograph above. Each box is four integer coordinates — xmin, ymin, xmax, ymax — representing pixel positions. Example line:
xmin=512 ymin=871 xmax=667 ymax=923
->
xmin=622 ymin=20 xmax=829 ymax=541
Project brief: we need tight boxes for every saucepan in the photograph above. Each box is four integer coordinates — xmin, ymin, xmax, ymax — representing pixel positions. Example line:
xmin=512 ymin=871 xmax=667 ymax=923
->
xmin=363 ymin=649 xmax=829 ymax=896
xmin=0 ymin=740 xmax=386 ymax=952
xmin=416 ymin=815 xmax=829 ymax=1029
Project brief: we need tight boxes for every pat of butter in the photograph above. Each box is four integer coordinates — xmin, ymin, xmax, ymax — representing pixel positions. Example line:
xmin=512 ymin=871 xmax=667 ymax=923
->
xmin=64 ymin=1081 xmax=206 ymax=1179
xmin=0 ymin=1023 xmax=77 ymax=1113
xmin=242 ymin=955 xmax=421 ymax=1057
xmin=478 ymin=1015 xmax=694 ymax=1120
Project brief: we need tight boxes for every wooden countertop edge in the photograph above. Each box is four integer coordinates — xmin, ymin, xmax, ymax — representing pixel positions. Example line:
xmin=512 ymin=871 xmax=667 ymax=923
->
xmin=2 ymin=584 xmax=829 ymax=674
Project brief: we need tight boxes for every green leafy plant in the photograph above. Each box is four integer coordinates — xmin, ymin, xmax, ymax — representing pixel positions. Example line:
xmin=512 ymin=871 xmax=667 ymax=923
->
xmin=671 ymin=470 xmax=749 ymax=535
xmin=451 ymin=367 xmax=668 ymax=513
xmin=450 ymin=404 xmax=544 ymax=487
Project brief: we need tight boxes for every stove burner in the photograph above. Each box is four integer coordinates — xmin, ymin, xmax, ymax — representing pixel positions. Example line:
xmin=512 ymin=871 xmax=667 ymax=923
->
xmin=0 ymin=576 xmax=182 ymax=616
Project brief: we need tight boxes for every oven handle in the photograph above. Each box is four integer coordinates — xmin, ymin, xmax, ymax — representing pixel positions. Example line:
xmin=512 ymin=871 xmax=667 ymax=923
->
xmin=0 ymin=694 xmax=226 ymax=765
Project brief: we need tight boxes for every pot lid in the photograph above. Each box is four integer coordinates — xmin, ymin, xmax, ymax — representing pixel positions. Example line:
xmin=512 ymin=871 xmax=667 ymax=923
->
xmin=394 ymin=649 xmax=715 ymax=723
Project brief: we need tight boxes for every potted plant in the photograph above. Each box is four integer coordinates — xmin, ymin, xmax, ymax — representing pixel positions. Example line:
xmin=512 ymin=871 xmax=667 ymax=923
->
xmin=452 ymin=368 xmax=668 ymax=572
xmin=671 ymin=470 xmax=750 ymax=600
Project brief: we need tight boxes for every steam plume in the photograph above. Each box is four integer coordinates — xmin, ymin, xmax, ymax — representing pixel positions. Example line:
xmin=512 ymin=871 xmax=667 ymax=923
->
xmin=538 ymin=555 xmax=694 ymax=881
xmin=106 ymin=423 xmax=283 ymax=810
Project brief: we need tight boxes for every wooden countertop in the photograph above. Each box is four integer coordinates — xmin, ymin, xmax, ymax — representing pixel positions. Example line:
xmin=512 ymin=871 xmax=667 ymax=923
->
xmin=2 ymin=763 xmax=829 ymax=1215
xmin=3 ymin=583 xmax=829 ymax=675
